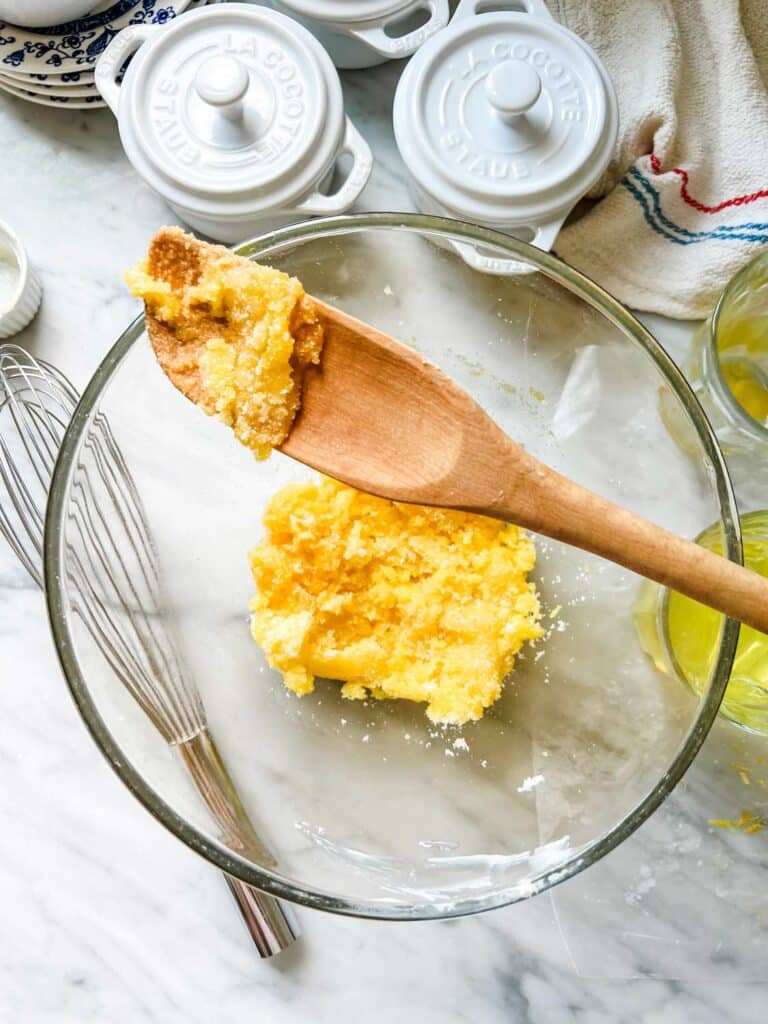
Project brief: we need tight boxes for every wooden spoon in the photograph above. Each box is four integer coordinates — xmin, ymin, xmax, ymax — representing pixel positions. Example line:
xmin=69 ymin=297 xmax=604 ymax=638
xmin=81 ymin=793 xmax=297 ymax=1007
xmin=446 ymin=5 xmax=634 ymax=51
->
xmin=145 ymin=283 xmax=768 ymax=636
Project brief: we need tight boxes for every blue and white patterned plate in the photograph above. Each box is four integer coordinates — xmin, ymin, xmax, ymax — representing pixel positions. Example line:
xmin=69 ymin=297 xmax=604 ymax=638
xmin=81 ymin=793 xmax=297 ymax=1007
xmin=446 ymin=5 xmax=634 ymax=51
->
xmin=0 ymin=71 xmax=96 ymax=95
xmin=0 ymin=0 xmax=192 ymax=74
xmin=0 ymin=75 xmax=106 ymax=107
xmin=0 ymin=63 xmax=95 ymax=81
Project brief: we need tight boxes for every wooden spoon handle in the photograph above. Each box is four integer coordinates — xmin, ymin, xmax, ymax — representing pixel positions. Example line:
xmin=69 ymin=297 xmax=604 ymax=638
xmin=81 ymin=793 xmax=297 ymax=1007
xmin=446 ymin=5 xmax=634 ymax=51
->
xmin=493 ymin=465 xmax=768 ymax=634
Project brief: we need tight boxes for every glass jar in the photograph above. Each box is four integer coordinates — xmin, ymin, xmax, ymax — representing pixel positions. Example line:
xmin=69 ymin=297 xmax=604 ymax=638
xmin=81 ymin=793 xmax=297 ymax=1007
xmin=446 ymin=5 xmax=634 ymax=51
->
xmin=685 ymin=250 xmax=768 ymax=454
xmin=635 ymin=510 xmax=768 ymax=736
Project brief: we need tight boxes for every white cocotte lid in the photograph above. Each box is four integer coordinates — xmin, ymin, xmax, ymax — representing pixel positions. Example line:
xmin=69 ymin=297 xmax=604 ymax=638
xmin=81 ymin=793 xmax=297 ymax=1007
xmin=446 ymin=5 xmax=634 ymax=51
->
xmin=95 ymin=3 xmax=371 ymax=221
xmin=393 ymin=0 xmax=618 ymax=251
xmin=281 ymin=0 xmax=430 ymax=22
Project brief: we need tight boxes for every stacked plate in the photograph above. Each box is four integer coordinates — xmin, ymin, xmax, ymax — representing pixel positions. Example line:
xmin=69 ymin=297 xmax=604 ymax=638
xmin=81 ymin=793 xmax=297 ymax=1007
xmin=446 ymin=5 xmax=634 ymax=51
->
xmin=0 ymin=0 xmax=218 ymax=109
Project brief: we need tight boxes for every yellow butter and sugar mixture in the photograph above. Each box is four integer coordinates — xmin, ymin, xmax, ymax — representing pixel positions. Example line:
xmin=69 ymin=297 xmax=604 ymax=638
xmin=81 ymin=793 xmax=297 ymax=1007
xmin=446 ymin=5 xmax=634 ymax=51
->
xmin=126 ymin=227 xmax=323 ymax=459
xmin=249 ymin=476 xmax=542 ymax=725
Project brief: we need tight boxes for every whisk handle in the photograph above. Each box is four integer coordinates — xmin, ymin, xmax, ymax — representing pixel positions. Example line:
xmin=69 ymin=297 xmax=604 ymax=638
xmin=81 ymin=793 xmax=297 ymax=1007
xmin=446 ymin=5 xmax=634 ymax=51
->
xmin=177 ymin=728 xmax=300 ymax=957
xmin=224 ymin=875 xmax=301 ymax=957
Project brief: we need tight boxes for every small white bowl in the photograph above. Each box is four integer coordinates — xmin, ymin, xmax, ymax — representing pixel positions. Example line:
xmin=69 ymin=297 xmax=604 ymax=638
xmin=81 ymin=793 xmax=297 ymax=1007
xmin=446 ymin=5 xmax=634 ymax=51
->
xmin=0 ymin=2 xmax=96 ymax=28
xmin=0 ymin=220 xmax=41 ymax=340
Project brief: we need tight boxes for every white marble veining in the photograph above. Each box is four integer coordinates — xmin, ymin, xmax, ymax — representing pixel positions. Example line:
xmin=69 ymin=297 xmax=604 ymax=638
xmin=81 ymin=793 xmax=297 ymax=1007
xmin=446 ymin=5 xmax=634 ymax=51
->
xmin=1 ymin=24 xmax=768 ymax=1023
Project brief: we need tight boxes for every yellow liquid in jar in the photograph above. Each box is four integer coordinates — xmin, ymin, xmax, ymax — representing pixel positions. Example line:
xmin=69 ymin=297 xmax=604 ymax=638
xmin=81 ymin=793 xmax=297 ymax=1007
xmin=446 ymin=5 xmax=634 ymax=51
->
xmin=664 ymin=511 xmax=768 ymax=733
xmin=714 ymin=258 xmax=768 ymax=424
xmin=717 ymin=321 xmax=768 ymax=423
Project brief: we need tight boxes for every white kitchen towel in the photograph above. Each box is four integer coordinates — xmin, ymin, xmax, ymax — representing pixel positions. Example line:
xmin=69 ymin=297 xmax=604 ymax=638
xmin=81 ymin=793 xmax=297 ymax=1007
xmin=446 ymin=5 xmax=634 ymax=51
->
xmin=545 ymin=0 xmax=768 ymax=319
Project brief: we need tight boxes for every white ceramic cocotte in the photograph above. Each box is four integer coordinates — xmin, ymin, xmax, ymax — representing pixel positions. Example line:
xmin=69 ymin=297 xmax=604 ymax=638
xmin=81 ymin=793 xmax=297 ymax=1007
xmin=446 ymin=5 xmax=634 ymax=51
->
xmin=95 ymin=4 xmax=373 ymax=243
xmin=260 ymin=0 xmax=450 ymax=69
xmin=0 ymin=219 xmax=41 ymax=340
xmin=393 ymin=0 xmax=618 ymax=272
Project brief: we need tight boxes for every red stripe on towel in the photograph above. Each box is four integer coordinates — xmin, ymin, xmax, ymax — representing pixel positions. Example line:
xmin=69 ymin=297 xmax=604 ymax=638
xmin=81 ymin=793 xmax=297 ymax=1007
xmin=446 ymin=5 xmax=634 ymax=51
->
xmin=649 ymin=153 xmax=768 ymax=213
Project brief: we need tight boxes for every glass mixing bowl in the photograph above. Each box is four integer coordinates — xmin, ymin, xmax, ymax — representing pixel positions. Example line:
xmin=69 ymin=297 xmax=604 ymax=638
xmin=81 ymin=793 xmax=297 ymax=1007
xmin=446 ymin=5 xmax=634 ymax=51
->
xmin=44 ymin=215 xmax=740 ymax=920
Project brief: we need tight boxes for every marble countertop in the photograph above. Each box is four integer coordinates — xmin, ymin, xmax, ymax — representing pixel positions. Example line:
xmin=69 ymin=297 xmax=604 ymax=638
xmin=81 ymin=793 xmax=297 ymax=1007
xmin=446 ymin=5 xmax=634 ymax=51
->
xmin=1 ymin=36 xmax=768 ymax=1024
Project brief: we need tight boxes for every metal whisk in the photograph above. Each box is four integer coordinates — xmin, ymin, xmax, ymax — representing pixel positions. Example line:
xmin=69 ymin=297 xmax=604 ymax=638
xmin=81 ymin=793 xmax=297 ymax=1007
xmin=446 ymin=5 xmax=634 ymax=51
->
xmin=0 ymin=343 xmax=299 ymax=957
